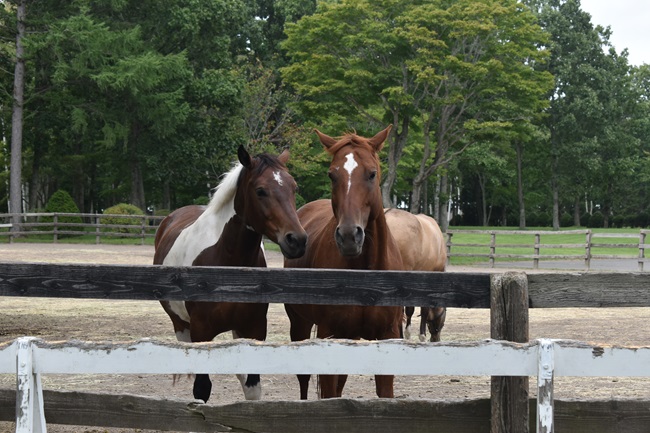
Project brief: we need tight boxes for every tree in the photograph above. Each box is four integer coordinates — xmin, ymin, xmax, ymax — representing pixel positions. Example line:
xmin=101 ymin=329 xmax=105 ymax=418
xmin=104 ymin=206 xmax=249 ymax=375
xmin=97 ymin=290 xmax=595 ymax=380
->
xmin=281 ymin=0 xmax=552 ymax=223
xmin=9 ymin=0 xmax=25 ymax=230
xmin=529 ymin=0 xmax=624 ymax=229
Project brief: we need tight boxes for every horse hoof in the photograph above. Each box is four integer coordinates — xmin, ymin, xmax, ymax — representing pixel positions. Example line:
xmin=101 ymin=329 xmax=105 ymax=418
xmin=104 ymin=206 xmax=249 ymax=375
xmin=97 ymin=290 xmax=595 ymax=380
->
xmin=418 ymin=334 xmax=426 ymax=342
xmin=193 ymin=374 xmax=212 ymax=403
xmin=404 ymin=327 xmax=411 ymax=340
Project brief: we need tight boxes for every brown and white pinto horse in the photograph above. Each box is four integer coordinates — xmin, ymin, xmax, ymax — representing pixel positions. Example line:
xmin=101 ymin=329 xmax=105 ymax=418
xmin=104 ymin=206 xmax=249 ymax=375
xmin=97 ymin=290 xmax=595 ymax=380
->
xmin=153 ymin=146 xmax=307 ymax=403
xmin=284 ymin=126 xmax=404 ymax=400
xmin=385 ymin=208 xmax=447 ymax=342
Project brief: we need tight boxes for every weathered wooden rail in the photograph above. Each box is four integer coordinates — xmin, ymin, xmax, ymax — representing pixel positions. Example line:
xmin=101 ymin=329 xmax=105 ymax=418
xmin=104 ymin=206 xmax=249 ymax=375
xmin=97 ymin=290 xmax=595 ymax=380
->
xmin=0 ymin=263 xmax=650 ymax=433
xmin=446 ymin=229 xmax=650 ymax=270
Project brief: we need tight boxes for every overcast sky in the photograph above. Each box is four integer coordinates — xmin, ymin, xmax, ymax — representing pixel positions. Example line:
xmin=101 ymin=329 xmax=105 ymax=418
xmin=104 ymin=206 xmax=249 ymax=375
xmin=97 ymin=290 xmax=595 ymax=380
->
xmin=580 ymin=0 xmax=650 ymax=66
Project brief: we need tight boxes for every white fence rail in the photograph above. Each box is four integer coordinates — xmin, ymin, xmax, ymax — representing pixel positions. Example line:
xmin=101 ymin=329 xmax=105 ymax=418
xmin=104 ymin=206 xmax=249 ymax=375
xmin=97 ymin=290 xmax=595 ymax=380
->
xmin=3 ymin=337 xmax=650 ymax=433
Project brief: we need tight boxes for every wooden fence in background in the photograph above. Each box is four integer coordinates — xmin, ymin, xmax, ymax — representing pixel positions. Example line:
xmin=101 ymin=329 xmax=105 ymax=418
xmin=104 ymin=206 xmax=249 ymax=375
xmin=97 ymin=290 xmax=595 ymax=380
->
xmin=0 ymin=212 xmax=165 ymax=244
xmin=446 ymin=229 xmax=650 ymax=270
xmin=0 ymin=263 xmax=649 ymax=432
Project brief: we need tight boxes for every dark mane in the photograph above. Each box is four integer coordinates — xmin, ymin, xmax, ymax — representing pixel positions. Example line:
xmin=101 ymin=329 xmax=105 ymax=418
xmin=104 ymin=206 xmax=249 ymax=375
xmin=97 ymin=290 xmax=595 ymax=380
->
xmin=251 ymin=152 xmax=286 ymax=175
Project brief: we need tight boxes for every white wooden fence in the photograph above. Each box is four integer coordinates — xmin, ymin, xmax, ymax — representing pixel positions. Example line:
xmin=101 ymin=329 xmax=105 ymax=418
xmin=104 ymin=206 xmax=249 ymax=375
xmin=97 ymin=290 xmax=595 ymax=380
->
xmin=3 ymin=337 xmax=650 ymax=433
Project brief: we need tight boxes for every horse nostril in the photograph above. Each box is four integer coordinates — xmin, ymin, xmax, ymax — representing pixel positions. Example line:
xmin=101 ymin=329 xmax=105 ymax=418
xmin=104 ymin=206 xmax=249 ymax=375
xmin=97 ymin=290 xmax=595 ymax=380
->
xmin=355 ymin=226 xmax=364 ymax=243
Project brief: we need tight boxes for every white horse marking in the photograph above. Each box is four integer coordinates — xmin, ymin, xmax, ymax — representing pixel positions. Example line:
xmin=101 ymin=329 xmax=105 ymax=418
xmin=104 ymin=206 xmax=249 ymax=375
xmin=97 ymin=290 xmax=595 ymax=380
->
xmin=343 ymin=153 xmax=358 ymax=194
xmin=273 ymin=171 xmax=283 ymax=186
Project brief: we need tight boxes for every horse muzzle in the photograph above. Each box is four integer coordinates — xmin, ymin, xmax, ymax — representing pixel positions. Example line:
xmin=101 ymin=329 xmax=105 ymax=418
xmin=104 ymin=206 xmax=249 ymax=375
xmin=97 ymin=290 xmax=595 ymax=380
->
xmin=335 ymin=225 xmax=364 ymax=257
xmin=279 ymin=231 xmax=308 ymax=259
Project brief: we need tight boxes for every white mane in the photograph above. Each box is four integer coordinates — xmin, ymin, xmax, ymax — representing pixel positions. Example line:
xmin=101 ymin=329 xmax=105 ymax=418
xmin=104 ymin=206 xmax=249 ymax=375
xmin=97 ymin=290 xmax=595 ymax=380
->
xmin=162 ymin=163 xmax=243 ymax=266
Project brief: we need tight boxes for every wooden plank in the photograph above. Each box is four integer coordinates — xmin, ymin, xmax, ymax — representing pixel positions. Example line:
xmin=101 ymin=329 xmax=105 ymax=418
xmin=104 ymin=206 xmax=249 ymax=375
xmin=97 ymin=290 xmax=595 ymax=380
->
xmin=553 ymin=340 xmax=650 ymax=377
xmin=3 ymin=390 xmax=649 ymax=433
xmin=0 ymin=390 xmax=492 ymax=433
xmin=23 ymin=338 xmax=538 ymax=376
xmin=527 ymin=273 xmax=650 ymax=308
xmin=490 ymin=272 xmax=530 ymax=433
xmin=0 ymin=262 xmax=491 ymax=308
xmin=0 ymin=340 xmax=16 ymax=373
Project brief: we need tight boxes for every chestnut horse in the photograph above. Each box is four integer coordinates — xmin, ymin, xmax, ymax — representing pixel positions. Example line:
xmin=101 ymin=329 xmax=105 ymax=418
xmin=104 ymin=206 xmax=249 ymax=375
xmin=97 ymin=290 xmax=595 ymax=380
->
xmin=385 ymin=208 xmax=447 ymax=342
xmin=153 ymin=146 xmax=307 ymax=403
xmin=284 ymin=126 xmax=404 ymax=400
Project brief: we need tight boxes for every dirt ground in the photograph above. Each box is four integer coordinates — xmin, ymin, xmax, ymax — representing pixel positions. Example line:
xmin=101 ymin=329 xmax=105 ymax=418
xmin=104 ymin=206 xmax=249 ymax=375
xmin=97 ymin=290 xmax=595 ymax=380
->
xmin=0 ymin=243 xmax=649 ymax=433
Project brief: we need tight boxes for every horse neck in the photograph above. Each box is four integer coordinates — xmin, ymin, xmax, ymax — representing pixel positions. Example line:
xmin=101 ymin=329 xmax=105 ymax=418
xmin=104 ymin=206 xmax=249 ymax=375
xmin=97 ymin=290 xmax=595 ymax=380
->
xmin=364 ymin=209 xmax=395 ymax=270
xmin=216 ymin=214 xmax=265 ymax=266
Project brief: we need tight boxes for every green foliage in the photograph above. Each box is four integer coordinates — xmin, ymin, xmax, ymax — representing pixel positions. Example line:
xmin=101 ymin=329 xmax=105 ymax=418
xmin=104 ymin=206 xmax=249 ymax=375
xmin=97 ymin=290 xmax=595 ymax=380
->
xmin=102 ymin=203 xmax=144 ymax=234
xmin=560 ymin=212 xmax=573 ymax=228
xmin=42 ymin=190 xmax=83 ymax=230
xmin=587 ymin=211 xmax=604 ymax=229
xmin=193 ymin=196 xmax=210 ymax=206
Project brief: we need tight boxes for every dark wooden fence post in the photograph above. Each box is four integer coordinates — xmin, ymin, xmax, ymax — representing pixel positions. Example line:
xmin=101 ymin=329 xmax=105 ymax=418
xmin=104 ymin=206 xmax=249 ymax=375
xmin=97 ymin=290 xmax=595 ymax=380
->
xmin=490 ymin=272 xmax=529 ymax=433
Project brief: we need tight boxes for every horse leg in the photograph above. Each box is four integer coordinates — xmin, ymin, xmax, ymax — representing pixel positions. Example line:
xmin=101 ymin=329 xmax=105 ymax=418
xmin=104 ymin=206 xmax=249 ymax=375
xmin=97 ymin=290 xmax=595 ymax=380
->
xmin=427 ymin=307 xmax=447 ymax=342
xmin=404 ymin=306 xmax=414 ymax=339
xmin=232 ymin=330 xmax=264 ymax=401
xmin=419 ymin=307 xmax=429 ymax=342
xmin=375 ymin=375 xmax=395 ymax=398
xmin=284 ymin=305 xmax=315 ymax=399
xmin=231 ymin=305 xmax=269 ymax=401
xmin=335 ymin=375 xmax=348 ymax=397
xmin=159 ymin=301 xmax=193 ymax=386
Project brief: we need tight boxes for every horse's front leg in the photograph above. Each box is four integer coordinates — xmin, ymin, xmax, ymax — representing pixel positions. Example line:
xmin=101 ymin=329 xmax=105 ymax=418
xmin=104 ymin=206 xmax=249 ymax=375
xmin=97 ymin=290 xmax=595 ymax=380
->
xmin=285 ymin=305 xmax=315 ymax=399
xmin=232 ymin=304 xmax=269 ymax=401
xmin=318 ymin=375 xmax=339 ymax=398
xmin=374 ymin=375 xmax=395 ymax=398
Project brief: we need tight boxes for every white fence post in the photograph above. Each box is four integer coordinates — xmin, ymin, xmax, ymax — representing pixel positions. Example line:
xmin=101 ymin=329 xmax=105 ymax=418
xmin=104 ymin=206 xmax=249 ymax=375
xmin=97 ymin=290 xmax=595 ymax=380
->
xmin=15 ymin=337 xmax=47 ymax=433
xmin=536 ymin=339 xmax=555 ymax=433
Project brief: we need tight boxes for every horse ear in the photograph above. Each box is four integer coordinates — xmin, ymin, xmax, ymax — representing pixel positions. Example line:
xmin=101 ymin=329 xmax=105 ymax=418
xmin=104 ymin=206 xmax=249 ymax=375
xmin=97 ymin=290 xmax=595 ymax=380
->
xmin=238 ymin=145 xmax=252 ymax=168
xmin=368 ymin=125 xmax=392 ymax=151
xmin=278 ymin=148 xmax=290 ymax=165
xmin=314 ymin=129 xmax=337 ymax=150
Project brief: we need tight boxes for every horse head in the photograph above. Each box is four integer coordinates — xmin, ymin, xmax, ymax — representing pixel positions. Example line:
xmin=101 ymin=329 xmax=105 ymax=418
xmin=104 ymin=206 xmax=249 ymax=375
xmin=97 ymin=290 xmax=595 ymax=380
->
xmin=315 ymin=126 xmax=392 ymax=257
xmin=235 ymin=145 xmax=307 ymax=259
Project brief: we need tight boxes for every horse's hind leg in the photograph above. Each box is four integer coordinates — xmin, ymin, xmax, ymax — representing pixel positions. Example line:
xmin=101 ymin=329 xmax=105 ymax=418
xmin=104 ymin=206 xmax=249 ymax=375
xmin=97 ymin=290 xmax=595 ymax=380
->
xmin=404 ymin=306 xmax=415 ymax=339
xmin=419 ymin=307 xmax=429 ymax=342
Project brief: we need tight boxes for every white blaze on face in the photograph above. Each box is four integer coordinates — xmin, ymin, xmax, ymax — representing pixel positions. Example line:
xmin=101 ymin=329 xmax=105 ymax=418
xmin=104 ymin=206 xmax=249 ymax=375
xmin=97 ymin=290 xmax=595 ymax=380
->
xmin=273 ymin=170 xmax=283 ymax=186
xmin=343 ymin=153 xmax=358 ymax=194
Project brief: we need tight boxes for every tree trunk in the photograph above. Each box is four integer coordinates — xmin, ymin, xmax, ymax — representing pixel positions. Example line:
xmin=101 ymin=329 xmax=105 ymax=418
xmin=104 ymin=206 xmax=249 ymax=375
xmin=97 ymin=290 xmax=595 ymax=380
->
xmin=381 ymin=118 xmax=409 ymax=208
xmin=409 ymin=175 xmax=423 ymax=214
xmin=515 ymin=142 xmax=525 ymax=230
xmin=573 ymin=197 xmax=581 ymax=226
xmin=129 ymin=125 xmax=146 ymax=211
xmin=477 ymin=174 xmax=488 ymax=226
xmin=9 ymin=0 xmax=26 ymax=228
xmin=439 ymin=172 xmax=449 ymax=232
xmin=551 ymin=152 xmax=560 ymax=231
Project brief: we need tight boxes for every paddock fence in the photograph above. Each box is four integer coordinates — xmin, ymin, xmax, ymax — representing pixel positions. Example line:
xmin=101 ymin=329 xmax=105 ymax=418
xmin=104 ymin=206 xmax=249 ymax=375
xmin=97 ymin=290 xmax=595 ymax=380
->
xmin=0 ymin=212 xmax=166 ymax=244
xmin=446 ymin=229 xmax=650 ymax=271
xmin=0 ymin=263 xmax=649 ymax=433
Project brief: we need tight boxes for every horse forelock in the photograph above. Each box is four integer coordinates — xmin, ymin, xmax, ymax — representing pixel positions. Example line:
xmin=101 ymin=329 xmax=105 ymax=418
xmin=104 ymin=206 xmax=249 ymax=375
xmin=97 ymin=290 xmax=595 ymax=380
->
xmin=325 ymin=133 xmax=375 ymax=156
xmin=248 ymin=152 xmax=287 ymax=176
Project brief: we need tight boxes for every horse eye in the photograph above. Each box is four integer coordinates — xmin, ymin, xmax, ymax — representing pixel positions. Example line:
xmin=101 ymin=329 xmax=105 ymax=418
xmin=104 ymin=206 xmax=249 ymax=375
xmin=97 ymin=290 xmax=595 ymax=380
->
xmin=256 ymin=188 xmax=267 ymax=198
xmin=369 ymin=171 xmax=377 ymax=181
xmin=328 ymin=171 xmax=337 ymax=183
